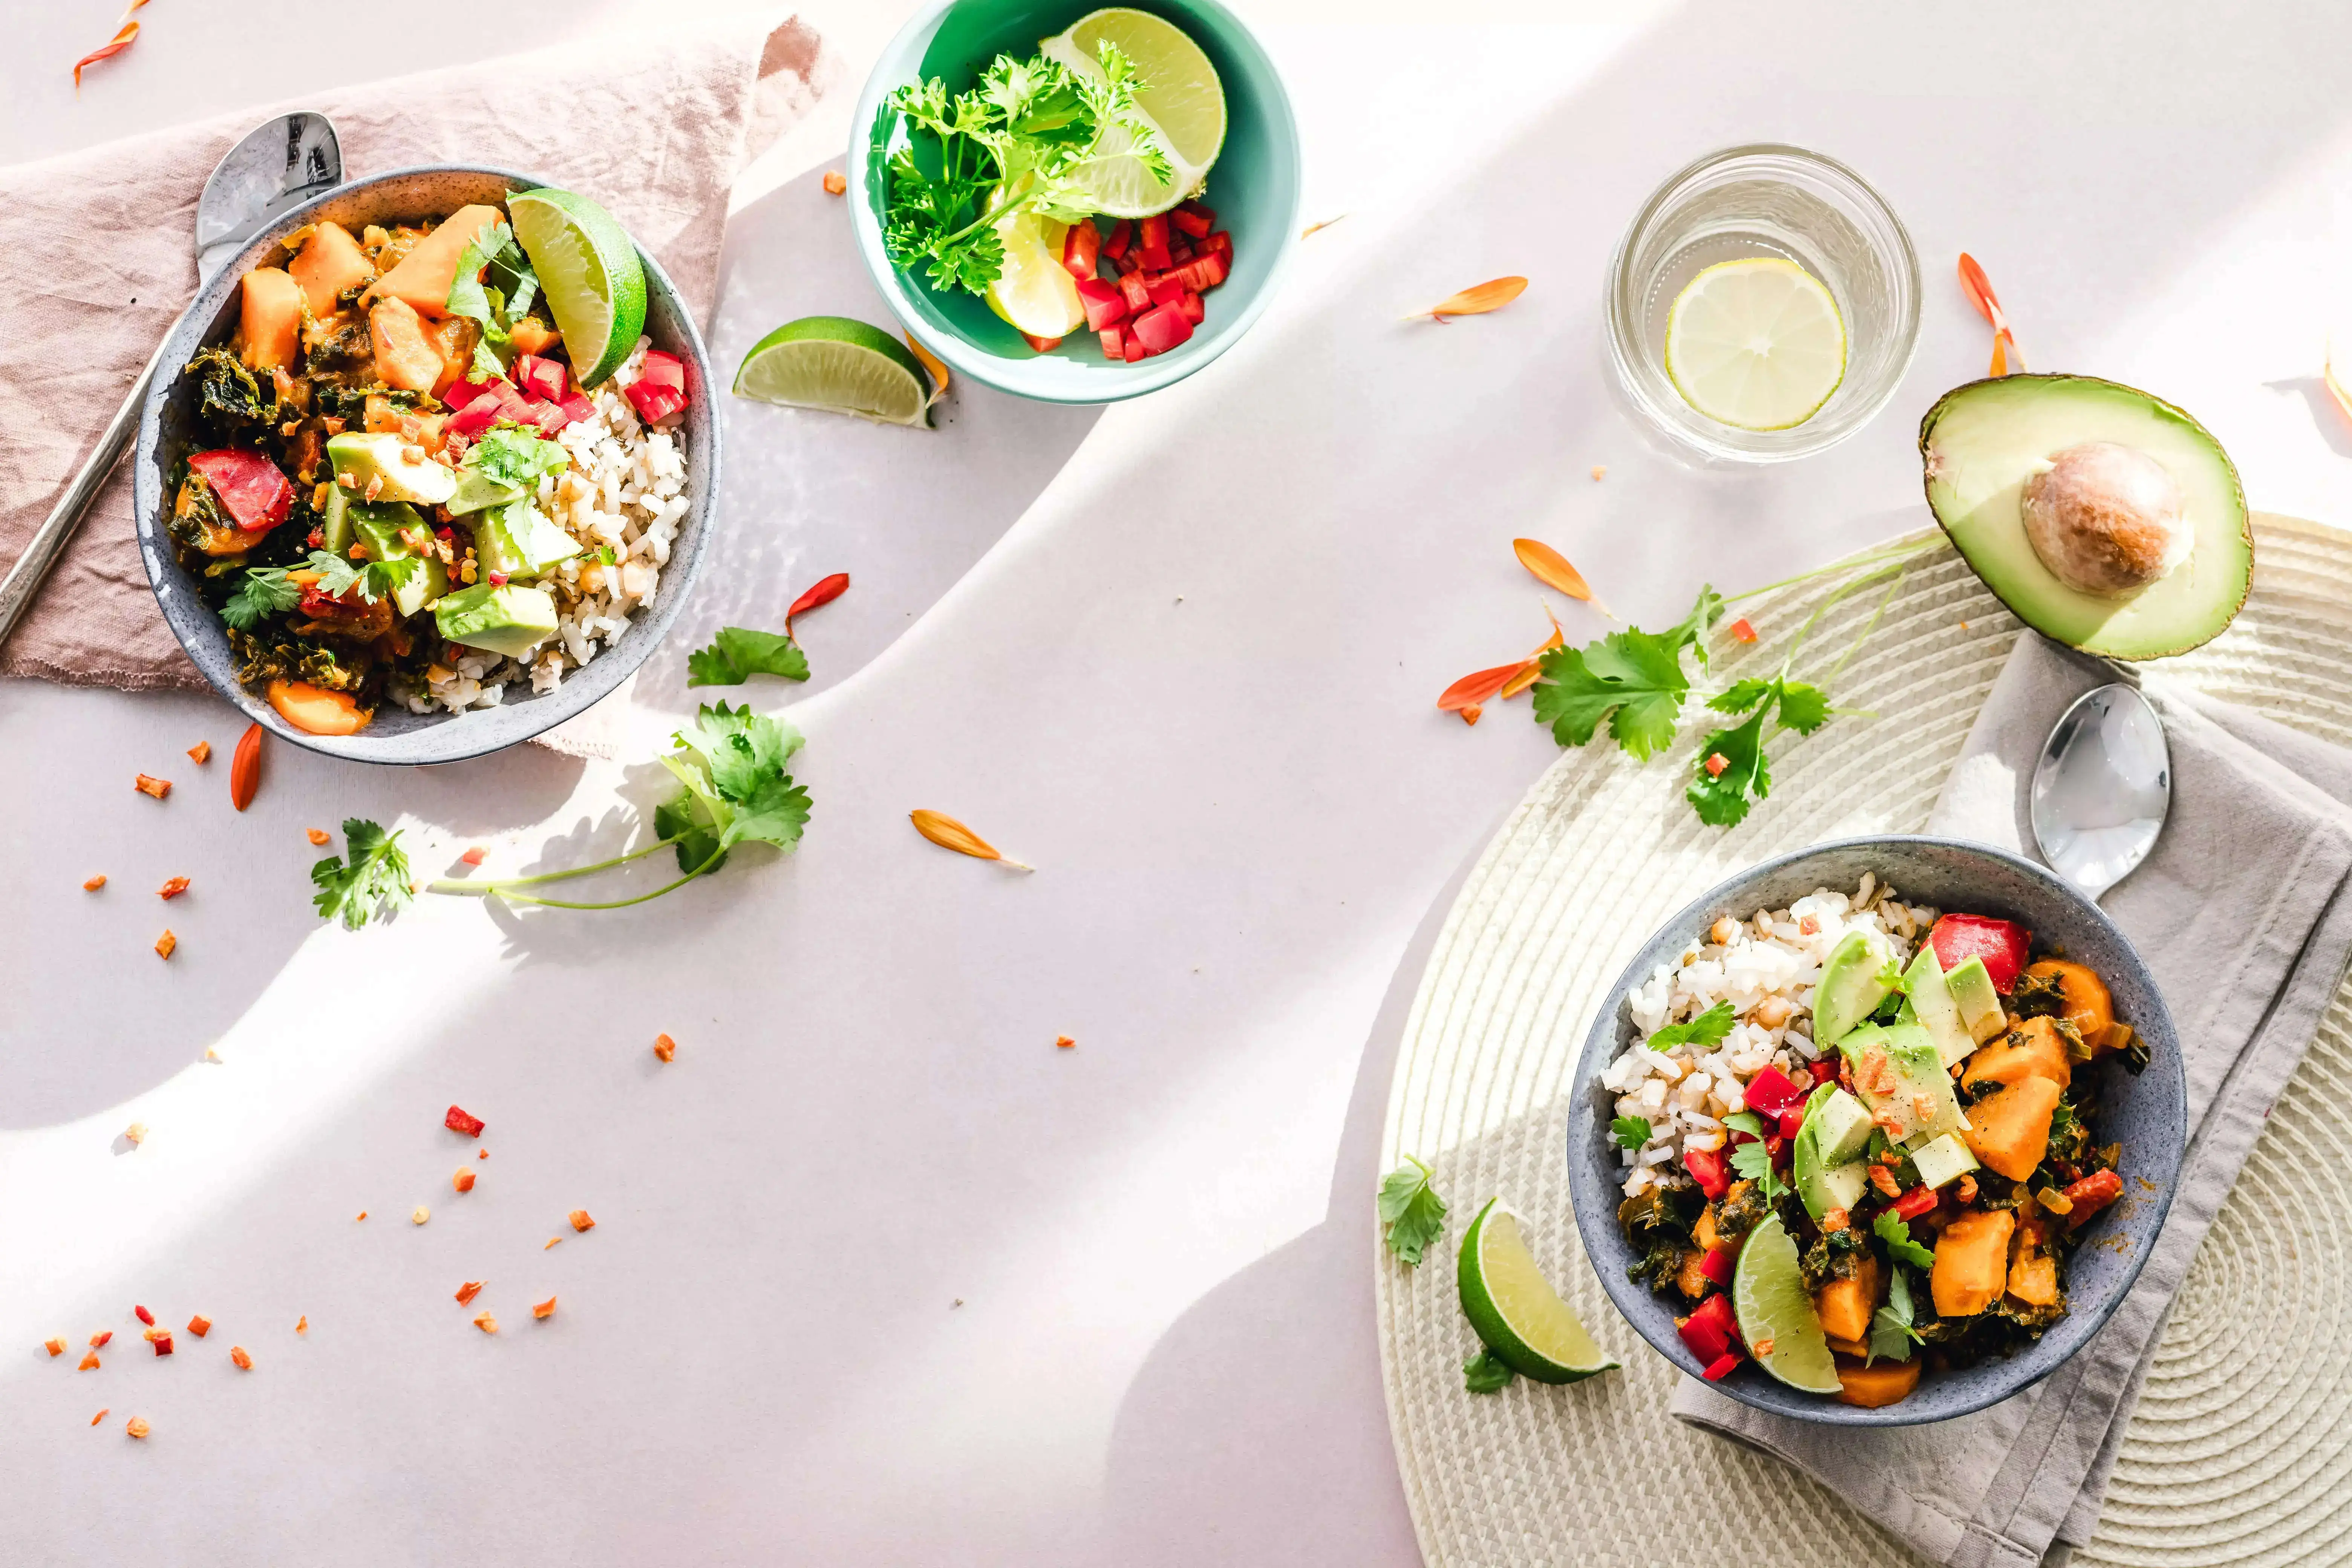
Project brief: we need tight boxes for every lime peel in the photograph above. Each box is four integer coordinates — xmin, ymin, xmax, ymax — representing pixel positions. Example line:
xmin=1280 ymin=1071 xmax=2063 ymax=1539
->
xmin=1456 ymin=1198 xmax=1620 ymax=1384
xmin=1730 ymin=1212 xmax=1841 ymax=1393
xmin=734 ymin=317 xmax=933 ymax=427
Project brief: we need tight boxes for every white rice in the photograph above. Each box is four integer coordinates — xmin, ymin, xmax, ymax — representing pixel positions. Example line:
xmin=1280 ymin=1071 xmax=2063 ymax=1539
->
xmin=397 ymin=337 xmax=689 ymax=714
xmin=1601 ymin=874 xmax=1940 ymax=1198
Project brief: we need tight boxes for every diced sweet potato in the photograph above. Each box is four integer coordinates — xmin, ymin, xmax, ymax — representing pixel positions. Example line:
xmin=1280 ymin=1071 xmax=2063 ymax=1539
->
xmin=364 ymin=204 xmax=504 ymax=318
xmin=1825 ymin=1335 xmax=1871 ymax=1359
xmin=1835 ymin=1355 xmax=1922 ymax=1408
xmin=239 ymin=267 xmax=303 ymax=372
xmin=508 ymin=316 xmax=561 ymax=356
xmin=369 ymin=298 xmax=445 ymax=394
xmin=267 ymin=680 xmax=369 ymax=737
xmin=1930 ymin=1207 xmax=2015 ymax=1317
xmin=289 ymin=221 xmax=374 ymax=318
xmin=1693 ymin=1203 xmax=1722 ymax=1254
xmin=1674 ymin=1248 xmax=1709 ymax=1300
xmin=1812 ymin=1250 xmax=1881 ymax=1344
xmin=1963 ymin=1016 xmax=2071 ymax=1094
xmin=2024 ymin=959 xmax=2113 ymax=1042
xmin=2007 ymin=1250 xmax=2060 ymax=1306
xmin=424 ymin=316 xmax=480 ymax=398
xmin=1961 ymin=1076 xmax=2062 ymax=1181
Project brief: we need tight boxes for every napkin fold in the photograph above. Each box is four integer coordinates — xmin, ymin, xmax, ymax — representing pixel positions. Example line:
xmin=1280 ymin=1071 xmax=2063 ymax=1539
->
xmin=0 ymin=11 xmax=825 ymax=691
xmin=1671 ymin=631 xmax=2352 ymax=1567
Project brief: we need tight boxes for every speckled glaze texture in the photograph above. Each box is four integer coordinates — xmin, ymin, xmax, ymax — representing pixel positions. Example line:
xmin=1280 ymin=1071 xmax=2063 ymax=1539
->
xmin=132 ymin=166 xmax=719 ymax=764
xmin=1567 ymin=835 xmax=2187 ymax=1427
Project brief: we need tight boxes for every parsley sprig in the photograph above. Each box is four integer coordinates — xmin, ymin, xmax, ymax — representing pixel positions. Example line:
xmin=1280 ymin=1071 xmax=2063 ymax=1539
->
xmin=312 ymin=819 xmax=414 ymax=930
xmin=883 ymin=42 xmax=1170 ymax=295
xmin=1867 ymin=1263 xmax=1925 ymax=1364
xmin=1644 ymin=1000 xmax=1734 ymax=1052
xmin=444 ymin=215 xmax=542 ymax=378
xmin=687 ymin=626 xmax=809 ymax=688
xmin=1377 ymin=1155 xmax=1448 ymax=1266
xmin=221 ymin=550 xmax=424 ymax=630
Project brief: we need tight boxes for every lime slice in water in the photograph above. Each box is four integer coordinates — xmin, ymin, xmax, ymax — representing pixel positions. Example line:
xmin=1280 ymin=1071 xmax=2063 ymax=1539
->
xmin=1732 ymin=1212 xmax=1842 ymax=1393
xmin=733 ymin=317 xmax=934 ymax=427
xmin=1457 ymin=1198 xmax=1620 ymax=1384
xmin=1663 ymin=257 xmax=1847 ymax=431
xmin=507 ymin=187 xmax=649 ymax=389
xmin=1040 ymin=7 xmax=1226 ymax=218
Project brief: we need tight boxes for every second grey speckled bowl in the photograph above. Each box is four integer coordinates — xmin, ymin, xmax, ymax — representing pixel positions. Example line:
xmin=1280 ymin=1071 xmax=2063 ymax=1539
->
xmin=132 ymin=166 xmax=720 ymax=764
xmin=1566 ymin=836 xmax=2186 ymax=1426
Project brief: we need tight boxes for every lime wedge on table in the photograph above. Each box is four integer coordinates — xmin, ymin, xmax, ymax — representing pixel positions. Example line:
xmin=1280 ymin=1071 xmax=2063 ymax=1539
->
xmin=982 ymin=202 xmax=1086 ymax=340
xmin=508 ymin=187 xmax=648 ymax=389
xmin=1457 ymin=1199 xmax=1620 ymax=1384
xmin=733 ymin=317 xmax=934 ymax=427
xmin=1040 ymin=8 xmax=1226 ymax=218
xmin=1663 ymin=257 xmax=1847 ymax=431
xmin=1731 ymin=1212 xmax=1841 ymax=1393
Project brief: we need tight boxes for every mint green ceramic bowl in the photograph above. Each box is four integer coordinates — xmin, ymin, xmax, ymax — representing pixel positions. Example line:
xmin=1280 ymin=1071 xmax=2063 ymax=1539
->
xmin=848 ymin=0 xmax=1300 ymax=403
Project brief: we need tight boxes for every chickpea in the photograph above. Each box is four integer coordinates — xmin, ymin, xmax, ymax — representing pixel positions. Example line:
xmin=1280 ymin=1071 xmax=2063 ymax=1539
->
xmin=1750 ymin=996 xmax=1793 ymax=1030
xmin=1710 ymin=917 xmax=1743 ymax=947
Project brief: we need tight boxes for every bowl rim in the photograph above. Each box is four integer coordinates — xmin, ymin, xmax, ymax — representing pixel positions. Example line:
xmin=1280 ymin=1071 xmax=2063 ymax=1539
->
xmin=131 ymin=162 xmax=720 ymax=765
xmin=844 ymin=0 xmax=1302 ymax=404
xmin=1565 ymin=833 xmax=2186 ymax=1427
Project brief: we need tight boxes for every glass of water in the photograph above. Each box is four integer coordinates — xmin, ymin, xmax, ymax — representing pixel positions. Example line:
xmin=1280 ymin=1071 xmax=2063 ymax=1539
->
xmin=1605 ymin=144 xmax=1920 ymax=464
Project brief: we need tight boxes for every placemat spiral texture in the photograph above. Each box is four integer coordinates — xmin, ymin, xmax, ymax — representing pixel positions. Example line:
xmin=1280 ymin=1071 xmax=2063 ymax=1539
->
xmin=1377 ymin=516 xmax=2352 ymax=1568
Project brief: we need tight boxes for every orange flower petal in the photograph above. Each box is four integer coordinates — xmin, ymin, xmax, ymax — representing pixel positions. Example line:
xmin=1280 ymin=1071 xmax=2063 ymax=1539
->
xmin=910 ymin=810 xmax=1032 ymax=871
xmin=1412 ymin=276 xmax=1528 ymax=321
xmin=1438 ymin=662 xmax=1525 ymax=712
xmin=1512 ymin=539 xmax=1611 ymax=617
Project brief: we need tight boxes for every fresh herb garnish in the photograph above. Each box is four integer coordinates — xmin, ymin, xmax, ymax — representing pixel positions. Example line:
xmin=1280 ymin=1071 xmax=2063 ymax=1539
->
xmin=1463 ymin=1349 xmax=1517 ymax=1393
xmin=882 ymin=42 xmax=1170 ymax=295
xmin=686 ymin=626 xmax=810 ymax=688
xmin=465 ymin=426 xmax=569 ymax=489
xmin=1721 ymin=1111 xmax=1766 ymax=1139
xmin=1867 ymin=1263 xmax=1925 ymax=1365
xmin=1645 ymin=1000 xmax=1735 ymax=1051
xmin=1611 ymin=1115 xmax=1654 ymax=1151
xmin=1873 ymin=1208 xmax=1937 ymax=1269
xmin=311 ymin=819 xmax=414 ymax=930
xmin=304 ymin=548 xmax=421 ymax=606
xmin=221 ymin=566 xmax=302 ymax=630
xmin=444 ymin=215 xmax=542 ymax=378
xmin=1377 ymin=1155 xmax=1447 ymax=1266
xmin=1728 ymin=1137 xmax=1782 ymax=1201
xmin=1530 ymin=586 xmax=1723 ymax=760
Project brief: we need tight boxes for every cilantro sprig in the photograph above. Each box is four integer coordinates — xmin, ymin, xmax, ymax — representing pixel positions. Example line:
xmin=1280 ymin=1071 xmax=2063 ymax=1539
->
xmin=687 ymin=626 xmax=810 ymax=688
xmin=1644 ymin=1000 xmax=1735 ymax=1052
xmin=311 ymin=819 xmax=414 ymax=930
xmin=220 ymin=565 xmax=302 ymax=629
xmin=444 ymin=215 xmax=542 ymax=378
xmin=1867 ymin=1263 xmax=1925 ymax=1365
xmin=1464 ymin=1349 xmax=1517 ymax=1393
xmin=1728 ymin=1137 xmax=1782 ymax=1202
xmin=883 ymin=41 xmax=1171 ymax=295
xmin=1378 ymin=1155 xmax=1448 ymax=1266
xmin=223 ymin=549 xmax=423 ymax=629
xmin=1873 ymin=1208 xmax=1937 ymax=1270
xmin=1610 ymin=1115 xmax=1654 ymax=1151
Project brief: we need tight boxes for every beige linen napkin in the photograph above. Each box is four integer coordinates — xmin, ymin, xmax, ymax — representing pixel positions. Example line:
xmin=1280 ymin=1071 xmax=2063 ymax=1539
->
xmin=1671 ymin=631 xmax=2352 ymax=1567
xmin=0 ymin=12 xmax=825 ymax=689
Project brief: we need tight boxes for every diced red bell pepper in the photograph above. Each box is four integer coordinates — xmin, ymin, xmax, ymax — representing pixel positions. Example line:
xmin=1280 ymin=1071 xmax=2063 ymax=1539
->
xmin=1076 ymin=277 xmax=1129 ymax=332
xmin=1678 ymin=1292 xmax=1737 ymax=1363
xmin=1891 ymin=1184 xmax=1939 ymax=1220
xmin=1808 ymin=1059 xmax=1841 ymax=1087
xmin=557 ymin=390 xmax=595 ymax=426
xmin=1098 ymin=325 xmax=1124 ymax=361
xmin=2061 ymin=1168 xmax=2123 ymax=1227
xmin=1776 ymin=1106 xmax=1807 ymax=1140
xmin=445 ymin=1104 xmax=485 ymax=1137
xmin=1926 ymin=914 xmax=2032 ymax=993
xmin=1061 ymin=217 xmax=1101 ymax=280
xmin=1171 ymin=202 xmax=1214 ymax=239
xmin=1018 ymin=332 xmax=1063 ymax=354
xmin=1701 ymin=1351 xmax=1742 ymax=1381
xmin=1202 ymin=230 xmax=1233 ymax=261
xmin=1100 ymin=218 xmax=1132 ymax=261
xmin=636 ymin=349 xmax=688 ymax=403
xmin=446 ymin=395 xmax=504 ymax=439
xmin=185 ymin=449 xmax=293 ymax=533
xmin=1118 ymin=270 xmax=1153 ymax=313
xmin=622 ymin=350 xmax=691 ymax=424
xmin=1129 ymin=302 xmax=1193 ymax=355
xmin=1178 ymin=289 xmax=1204 ymax=325
xmin=1742 ymin=1064 xmax=1806 ymax=1116
xmin=1145 ymin=273 xmax=1187 ymax=309
xmin=514 ymin=354 xmax=569 ymax=404
xmin=1136 ymin=213 xmax=1171 ymax=272
xmin=1766 ymin=1133 xmax=1790 ymax=1169
xmin=1122 ymin=336 xmax=1147 ymax=363
xmin=1683 ymin=1145 xmax=1730 ymax=1199
xmin=523 ymin=396 xmax=572 ymax=435
xmin=1177 ymin=252 xmax=1229 ymax=293
xmin=1168 ymin=238 xmax=1194 ymax=267
xmin=443 ymin=376 xmax=498 ymax=411
xmin=1700 ymin=1246 xmax=1735 ymax=1288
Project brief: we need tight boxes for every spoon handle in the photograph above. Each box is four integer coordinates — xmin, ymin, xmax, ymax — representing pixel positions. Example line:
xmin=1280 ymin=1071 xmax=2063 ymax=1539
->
xmin=0 ymin=331 xmax=175 ymax=648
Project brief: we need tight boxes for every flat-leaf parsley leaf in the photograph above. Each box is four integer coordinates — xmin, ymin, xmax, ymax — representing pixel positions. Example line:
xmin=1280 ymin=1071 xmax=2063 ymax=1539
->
xmin=312 ymin=819 xmax=414 ymax=930
xmin=686 ymin=626 xmax=811 ymax=688
xmin=1645 ymin=1000 xmax=1734 ymax=1051
xmin=1378 ymin=1155 xmax=1448 ymax=1266
xmin=1464 ymin=1349 xmax=1517 ymax=1393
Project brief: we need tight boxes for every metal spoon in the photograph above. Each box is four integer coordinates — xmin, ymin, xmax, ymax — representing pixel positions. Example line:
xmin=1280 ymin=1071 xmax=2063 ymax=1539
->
xmin=0 ymin=111 xmax=341 ymax=646
xmin=2031 ymin=681 xmax=2171 ymax=900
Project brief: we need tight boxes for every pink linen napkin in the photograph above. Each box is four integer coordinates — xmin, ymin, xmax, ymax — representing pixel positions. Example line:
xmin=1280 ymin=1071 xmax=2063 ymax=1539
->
xmin=0 ymin=12 xmax=825 ymax=690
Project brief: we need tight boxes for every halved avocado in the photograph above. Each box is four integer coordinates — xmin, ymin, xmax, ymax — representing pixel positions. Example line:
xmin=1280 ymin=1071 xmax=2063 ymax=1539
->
xmin=1920 ymin=373 xmax=2251 ymax=659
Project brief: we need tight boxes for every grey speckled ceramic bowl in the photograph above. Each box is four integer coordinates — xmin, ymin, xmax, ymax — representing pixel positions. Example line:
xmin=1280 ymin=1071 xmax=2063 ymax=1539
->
xmin=133 ymin=165 xmax=719 ymax=764
xmin=1567 ymin=836 xmax=2186 ymax=1426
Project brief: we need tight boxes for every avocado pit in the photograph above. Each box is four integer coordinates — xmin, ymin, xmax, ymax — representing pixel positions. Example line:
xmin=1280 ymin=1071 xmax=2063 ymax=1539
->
xmin=2020 ymin=441 xmax=2191 ymax=596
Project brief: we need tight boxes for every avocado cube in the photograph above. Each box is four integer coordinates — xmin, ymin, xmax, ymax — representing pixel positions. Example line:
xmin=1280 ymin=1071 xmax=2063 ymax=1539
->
xmin=324 ymin=430 xmax=456 ymax=508
xmin=435 ymin=582 xmax=558 ymax=658
xmin=445 ymin=467 xmax=524 ymax=518
xmin=1813 ymin=929 xmax=1896 ymax=1046
xmin=1944 ymin=957 xmax=2006 ymax=1043
xmin=1902 ymin=948 xmax=1977 ymax=1070
xmin=319 ymin=479 xmax=354 ymax=556
xmin=1847 ymin=1022 xmax=1968 ymax=1144
xmin=1905 ymin=1131 xmax=1981 ymax=1190
xmin=473 ymin=499 xmax=583 ymax=581
xmin=348 ymin=502 xmax=447 ymax=617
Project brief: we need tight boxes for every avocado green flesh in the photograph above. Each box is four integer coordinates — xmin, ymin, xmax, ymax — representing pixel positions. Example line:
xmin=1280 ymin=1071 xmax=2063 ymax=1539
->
xmin=1792 ymin=1086 xmax=1875 ymax=1221
xmin=1943 ymin=956 xmax=2006 ymax=1043
xmin=1922 ymin=373 xmax=2250 ymax=660
xmin=1845 ymin=1022 xmax=1966 ymax=1143
xmin=325 ymin=431 xmax=457 ymax=508
xmin=446 ymin=468 xmax=525 ymax=518
xmin=473 ymin=500 xmax=583 ymax=581
xmin=1813 ymin=930 xmax=1893 ymax=1047
xmin=1906 ymin=1131 xmax=1980 ymax=1190
xmin=349 ymin=502 xmax=448 ymax=617
xmin=435 ymin=583 xmax=558 ymax=658
xmin=1901 ymin=948 xmax=1975 ymax=1070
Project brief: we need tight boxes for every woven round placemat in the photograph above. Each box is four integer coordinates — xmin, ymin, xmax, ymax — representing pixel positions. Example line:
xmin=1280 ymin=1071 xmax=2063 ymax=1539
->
xmin=1376 ymin=514 xmax=2352 ymax=1568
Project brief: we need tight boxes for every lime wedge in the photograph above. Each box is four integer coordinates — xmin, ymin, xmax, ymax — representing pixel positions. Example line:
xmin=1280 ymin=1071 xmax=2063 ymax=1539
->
xmin=1663 ymin=257 xmax=1847 ymax=431
xmin=733 ymin=317 xmax=933 ymax=427
xmin=982 ymin=201 xmax=1085 ymax=340
xmin=1731 ymin=1212 xmax=1841 ymax=1393
xmin=1457 ymin=1198 xmax=1620 ymax=1384
xmin=1040 ymin=7 xmax=1225 ymax=218
xmin=507 ymin=188 xmax=649 ymax=389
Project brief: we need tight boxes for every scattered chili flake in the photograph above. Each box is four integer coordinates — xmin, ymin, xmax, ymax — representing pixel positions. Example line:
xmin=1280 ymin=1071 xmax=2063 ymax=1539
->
xmin=78 ymin=1351 xmax=101 ymax=1370
xmin=1590 ymin=465 xmax=1608 ymax=481
xmin=1055 ymin=1035 xmax=1076 ymax=1049
xmin=185 ymin=1315 xmax=210 ymax=1338
xmin=1752 ymin=1337 xmax=1775 ymax=1359
xmin=444 ymin=1104 xmax=485 ymax=1137
xmin=472 ymin=1312 xmax=498 ymax=1334
xmin=295 ymin=1317 xmax=307 ymax=1334
xmin=1704 ymin=753 xmax=1730 ymax=778
xmin=187 ymin=741 xmax=211 ymax=764
xmin=1727 ymin=617 xmax=1758 ymax=643
xmin=453 ymin=1168 xmax=475 ymax=1193
xmin=306 ymin=828 xmax=331 ymax=846
xmin=203 ymin=1047 xmax=220 ymax=1063
xmin=44 ymin=1338 xmax=64 ymax=1357
xmin=157 ymin=876 xmax=190 ymax=900
xmin=822 ymin=169 xmax=847 ymax=196
xmin=544 ymin=1237 xmax=562 ymax=1250
xmin=531 ymin=1296 xmax=556 ymax=1320
xmin=568 ymin=1209 xmax=595 ymax=1233
xmin=150 ymin=1334 xmax=173 ymax=1357
xmin=133 ymin=1305 xmax=153 ymax=1326
xmin=478 ymin=1148 xmax=487 ymax=1159
xmin=126 ymin=1123 xmax=149 ymax=1146
xmin=1460 ymin=704 xmax=1482 ymax=726
xmin=134 ymin=774 xmax=171 ymax=799
xmin=125 ymin=1416 xmax=150 ymax=1439
xmin=455 ymin=1281 xmax=484 ymax=1306
xmin=90 ymin=1331 xmax=112 ymax=1348
xmin=142 ymin=1326 xmax=168 ymax=1343
xmin=458 ymin=846 xmax=486 ymax=867
xmin=154 ymin=930 xmax=176 ymax=960
xmin=785 ymin=571 xmax=852 ymax=638
xmin=83 ymin=874 xmax=106 ymax=891
xmin=653 ymin=1032 xmax=677 ymax=1062
xmin=91 ymin=1409 xmax=109 ymax=1426
xmin=230 ymin=1346 xmax=252 ymax=1370
xmin=412 ymin=1205 xmax=430 ymax=1225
